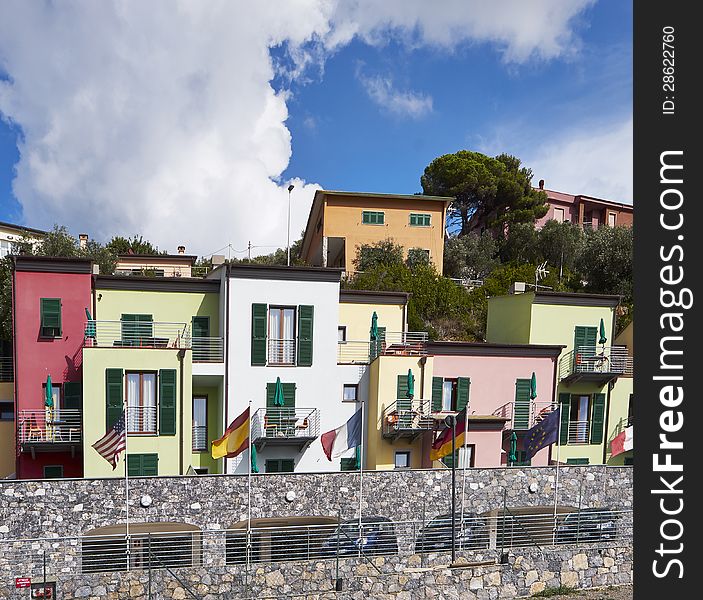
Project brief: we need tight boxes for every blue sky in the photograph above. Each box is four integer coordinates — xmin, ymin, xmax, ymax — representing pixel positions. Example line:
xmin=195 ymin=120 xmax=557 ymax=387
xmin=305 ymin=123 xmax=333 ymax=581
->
xmin=0 ymin=1 xmax=632 ymax=256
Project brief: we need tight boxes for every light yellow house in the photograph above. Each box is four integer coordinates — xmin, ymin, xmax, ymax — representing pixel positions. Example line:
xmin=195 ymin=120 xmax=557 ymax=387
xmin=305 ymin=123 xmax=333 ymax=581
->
xmin=300 ymin=190 xmax=451 ymax=274
xmin=82 ymin=276 xmax=224 ymax=477
xmin=606 ymin=321 xmax=633 ymax=466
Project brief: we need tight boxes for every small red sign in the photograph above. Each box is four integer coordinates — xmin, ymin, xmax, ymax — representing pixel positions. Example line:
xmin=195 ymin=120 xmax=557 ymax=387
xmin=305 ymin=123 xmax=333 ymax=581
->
xmin=15 ymin=577 xmax=32 ymax=588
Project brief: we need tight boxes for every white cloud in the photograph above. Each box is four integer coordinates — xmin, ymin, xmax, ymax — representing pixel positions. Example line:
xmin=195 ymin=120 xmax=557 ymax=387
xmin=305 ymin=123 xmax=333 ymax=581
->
xmin=0 ymin=1 xmax=596 ymax=255
xmin=526 ymin=118 xmax=633 ymax=204
xmin=357 ymin=70 xmax=432 ymax=118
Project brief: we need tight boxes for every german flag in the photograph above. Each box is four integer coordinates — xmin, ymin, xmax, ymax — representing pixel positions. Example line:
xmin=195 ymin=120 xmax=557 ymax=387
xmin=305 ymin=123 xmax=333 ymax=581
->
xmin=211 ymin=407 xmax=250 ymax=459
xmin=430 ymin=407 xmax=468 ymax=461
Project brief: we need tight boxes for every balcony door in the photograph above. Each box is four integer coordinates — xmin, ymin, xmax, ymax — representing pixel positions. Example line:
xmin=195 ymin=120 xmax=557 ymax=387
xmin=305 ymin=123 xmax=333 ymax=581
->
xmin=569 ymin=395 xmax=591 ymax=443
xmin=268 ymin=307 xmax=295 ymax=365
xmin=192 ymin=396 xmax=207 ymax=451
xmin=126 ymin=372 xmax=157 ymax=434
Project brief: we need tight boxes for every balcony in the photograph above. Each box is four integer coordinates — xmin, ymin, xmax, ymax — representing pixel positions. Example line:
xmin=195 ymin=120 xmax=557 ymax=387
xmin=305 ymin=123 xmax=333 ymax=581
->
xmin=566 ymin=420 xmax=590 ymax=444
xmin=337 ymin=340 xmax=371 ymax=364
xmin=267 ymin=339 xmax=296 ymax=365
xmin=17 ymin=409 xmax=82 ymax=455
xmin=382 ymin=399 xmax=435 ymax=441
xmin=251 ymin=407 xmax=320 ymax=451
xmin=126 ymin=406 xmax=157 ymax=435
xmin=371 ymin=331 xmax=429 ymax=359
xmin=492 ymin=400 xmax=557 ymax=431
xmin=84 ymin=321 xmax=191 ymax=350
xmin=192 ymin=337 xmax=224 ymax=362
xmin=192 ymin=425 xmax=207 ymax=451
xmin=559 ymin=345 xmax=633 ymax=385
xmin=0 ymin=356 xmax=12 ymax=382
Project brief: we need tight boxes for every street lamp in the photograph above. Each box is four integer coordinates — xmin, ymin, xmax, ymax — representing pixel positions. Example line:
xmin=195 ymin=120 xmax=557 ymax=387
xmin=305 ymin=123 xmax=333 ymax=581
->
xmin=287 ymin=184 xmax=294 ymax=266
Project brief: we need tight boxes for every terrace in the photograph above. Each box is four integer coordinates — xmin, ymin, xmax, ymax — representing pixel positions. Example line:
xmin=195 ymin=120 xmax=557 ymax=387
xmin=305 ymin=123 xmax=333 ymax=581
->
xmin=250 ymin=407 xmax=320 ymax=451
xmin=558 ymin=345 xmax=633 ymax=385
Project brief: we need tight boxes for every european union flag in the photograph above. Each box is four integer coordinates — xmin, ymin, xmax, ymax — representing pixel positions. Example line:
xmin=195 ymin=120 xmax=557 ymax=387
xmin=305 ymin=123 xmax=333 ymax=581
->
xmin=525 ymin=407 xmax=561 ymax=460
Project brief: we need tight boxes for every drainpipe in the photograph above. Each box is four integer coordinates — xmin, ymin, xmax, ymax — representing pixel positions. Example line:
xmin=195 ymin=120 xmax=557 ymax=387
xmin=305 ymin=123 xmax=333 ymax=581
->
xmin=223 ymin=273 xmax=230 ymax=474
xmin=549 ymin=353 xmax=560 ymax=465
xmin=602 ymin=380 xmax=614 ymax=465
xmin=419 ymin=356 xmax=427 ymax=400
xmin=11 ymin=261 xmax=19 ymax=478
xmin=177 ymin=348 xmax=186 ymax=474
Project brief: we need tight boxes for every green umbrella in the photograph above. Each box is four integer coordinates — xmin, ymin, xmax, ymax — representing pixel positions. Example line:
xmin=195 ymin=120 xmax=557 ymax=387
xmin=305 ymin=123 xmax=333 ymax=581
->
xmin=407 ymin=369 xmax=415 ymax=398
xmin=251 ymin=443 xmax=259 ymax=473
xmin=370 ymin=311 xmax=378 ymax=341
xmin=508 ymin=431 xmax=518 ymax=465
xmin=530 ymin=372 xmax=537 ymax=400
xmin=85 ymin=307 xmax=96 ymax=339
xmin=45 ymin=374 xmax=53 ymax=408
xmin=273 ymin=377 xmax=285 ymax=407
xmin=598 ymin=318 xmax=607 ymax=345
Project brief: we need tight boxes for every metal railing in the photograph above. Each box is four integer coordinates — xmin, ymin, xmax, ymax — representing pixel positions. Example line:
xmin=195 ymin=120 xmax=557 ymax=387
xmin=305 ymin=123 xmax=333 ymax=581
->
xmin=126 ymin=406 xmax=157 ymax=435
xmin=17 ymin=409 xmax=82 ymax=444
xmin=370 ymin=331 xmax=429 ymax=359
xmin=192 ymin=336 xmax=224 ymax=362
xmin=0 ymin=356 xmax=12 ymax=382
xmin=84 ymin=321 xmax=191 ymax=350
xmin=337 ymin=340 xmax=372 ymax=364
xmin=382 ymin=399 xmax=435 ymax=436
xmin=492 ymin=401 xmax=556 ymax=430
xmin=267 ymin=339 xmax=296 ymax=365
xmin=559 ymin=345 xmax=633 ymax=380
xmin=567 ymin=420 xmax=591 ymax=444
xmin=0 ymin=509 xmax=632 ymax=576
xmin=251 ymin=407 xmax=320 ymax=442
xmin=192 ymin=425 xmax=207 ymax=451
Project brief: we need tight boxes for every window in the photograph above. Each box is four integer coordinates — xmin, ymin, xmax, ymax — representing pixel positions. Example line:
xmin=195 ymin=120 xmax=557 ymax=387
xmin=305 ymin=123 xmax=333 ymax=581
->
xmin=569 ymin=395 xmax=591 ymax=443
xmin=126 ymin=372 xmax=157 ymax=434
xmin=193 ymin=467 xmax=209 ymax=475
xmin=120 ymin=314 xmax=153 ymax=346
xmin=0 ymin=401 xmax=13 ymax=420
xmin=265 ymin=459 xmax=294 ymax=473
xmin=338 ymin=326 xmax=347 ymax=343
xmin=343 ymin=384 xmax=358 ymax=402
xmin=192 ymin=316 xmax=210 ymax=338
xmin=442 ymin=379 xmax=456 ymax=411
xmin=43 ymin=465 xmax=63 ymax=479
xmin=192 ymin=396 xmax=207 ymax=451
xmin=566 ymin=458 xmax=589 ymax=465
xmin=0 ymin=239 xmax=12 ymax=258
xmin=432 ymin=376 xmax=470 ymax=413
xmin=608 ymin=212 xmax=617 ymax=227
xmin=42 ymin=382 xmax=62 ymax=409
xmin=268 ymin=306 xmax=296 ymax=365
xmin=127 ymin=453 xmax=159 ymax=476
xmin=40 ymin=298 xmax=62 ymax=338
xmin=362 ymin=211 xmax=385 ymax=225
xmin=553 ymin=207 xmax=565 ymax=223
xmin=409 ymin=213 xmax=431 ymax=227
xmin=394 ymin=451 xmax=410 ymax=469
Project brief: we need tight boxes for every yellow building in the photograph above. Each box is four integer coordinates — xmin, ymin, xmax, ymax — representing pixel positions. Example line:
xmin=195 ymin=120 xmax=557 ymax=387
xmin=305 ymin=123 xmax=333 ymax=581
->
xmin=606 ymin=321 xmax=633 ymax=466
xmin=300 ymin=190 xmax=451 ymax=274
xmin=82 ymin=276 xmax=224 ymax=477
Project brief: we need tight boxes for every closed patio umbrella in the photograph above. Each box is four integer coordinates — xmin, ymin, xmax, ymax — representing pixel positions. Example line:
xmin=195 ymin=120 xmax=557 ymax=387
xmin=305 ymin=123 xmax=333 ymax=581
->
xmin=370 ymin=311 xmax=378 ymax=340
xmin=530 ymin=372 xmax=537 ymax=400
xmin=598 ymin=318 xmax=607 ymax=345
xmin=45 ymin=374 xmax=54 ymax=408
xmin=85 ymin=307 xmax=96 ymax=341
xmin=508 ymin=431 xmax=518 ymax=466
xmin=406 ymin=369 xmax=415 ymax=399
xmin=273 ymin=377 xmax=285 ymax=406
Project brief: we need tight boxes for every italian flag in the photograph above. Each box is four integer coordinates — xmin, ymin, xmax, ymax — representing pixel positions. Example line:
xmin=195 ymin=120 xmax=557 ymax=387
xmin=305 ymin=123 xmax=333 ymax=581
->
xmin=610 ymin=425 xmax=633 ymax=457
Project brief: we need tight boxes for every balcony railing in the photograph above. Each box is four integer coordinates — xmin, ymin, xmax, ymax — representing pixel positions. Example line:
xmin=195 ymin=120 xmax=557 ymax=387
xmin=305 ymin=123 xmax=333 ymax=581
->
xmin=84 ymin=321 xmax=191 ymax=350
xmin=492 ymin=401 xmax=557 ymax=430
xmin=17 ymin=409 xmax=82 ymax=445
xmin=559 ymin=345 xmax=633 ymax=383
xmin=567 ymin=420 xmax=590 ymax=444
xmin=126 ymin=406 xmax=157 ymax=434
xmin=251 ymin=407 xmax=320 ymax=450
xmin=192 ymin=425 xmax=207 ymax=451
xmin=382 ymin=399 xmax=435 ymax=440
xmin=337 ymin=340 xmax=372 ymax=364
xmin=192 ymin=337 xmax=224 ymax=362
xmin=0 ymin=356 xmax=12 ymax=382
xmin=370 ymin=331 xmax=429 ymax=359
xmin=267 ymin=339 xmax=296 ymax=365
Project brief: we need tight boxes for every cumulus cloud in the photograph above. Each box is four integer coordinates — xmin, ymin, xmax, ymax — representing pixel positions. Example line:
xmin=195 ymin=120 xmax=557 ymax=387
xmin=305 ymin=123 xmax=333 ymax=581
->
xmin=0 ymin=0 xmax=595 ymax=255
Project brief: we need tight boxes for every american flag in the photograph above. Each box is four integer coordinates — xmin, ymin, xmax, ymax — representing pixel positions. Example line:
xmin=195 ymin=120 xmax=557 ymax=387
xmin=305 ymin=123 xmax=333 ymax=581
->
xmin=92 ymin=412 xmax=126 ymax=470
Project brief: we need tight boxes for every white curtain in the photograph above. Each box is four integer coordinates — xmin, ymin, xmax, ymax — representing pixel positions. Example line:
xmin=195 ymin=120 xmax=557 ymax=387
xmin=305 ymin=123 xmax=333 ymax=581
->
xmin=283 ymin=309 xmax=295 ymax=363
xmin=127 ymin=373 xmax=139 ymax=432
xmin=143 ymin=374 xmax=156 ymax=432
xmin=442 ymin=381 xmax=453 ymax=411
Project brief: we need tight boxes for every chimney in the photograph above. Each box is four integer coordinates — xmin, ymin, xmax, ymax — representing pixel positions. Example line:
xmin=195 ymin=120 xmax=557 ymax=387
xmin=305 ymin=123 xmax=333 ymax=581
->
xmin=79 ymin=234 xmax=89 ymax=249
xmin=538 ymin=179 xmax=544 ymax=190
xmin=177 ymin=245 xmax=186 ymax=255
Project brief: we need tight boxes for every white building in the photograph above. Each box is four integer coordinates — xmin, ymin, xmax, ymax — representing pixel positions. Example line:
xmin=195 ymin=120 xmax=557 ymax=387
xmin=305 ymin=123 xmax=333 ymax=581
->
xmin=0 ymin=221 xmax=45 ymax=258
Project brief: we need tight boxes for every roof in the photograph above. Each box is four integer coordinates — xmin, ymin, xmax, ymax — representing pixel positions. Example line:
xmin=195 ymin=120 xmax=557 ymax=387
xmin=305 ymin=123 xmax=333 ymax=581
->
xmin=227 ymin=263 xmax=343 ymax=283
xmin=117 ymin=253 xmax=198 ymax=264
xmin=339 ymin=289 xmax=410 ymax=305
xmin=427 ymin=341 xmax=564 ymax=357
xmin=12 ymin=255 xmax=93 ymax=274
xmin=533 ymin=290 xmax=621 ymax=307
xmin=538 ymin=188 xmax=633 ymax=212
xmin=0 ymin=220 xmax=47 ymax=236
xmin=94 ymin=274 xmax=219 ymax=293
xmin=301 ymin=189 xmax=453 ymax=259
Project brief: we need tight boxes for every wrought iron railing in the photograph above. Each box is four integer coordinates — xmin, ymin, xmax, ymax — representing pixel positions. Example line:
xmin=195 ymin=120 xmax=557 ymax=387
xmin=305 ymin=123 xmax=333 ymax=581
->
xmin=126 ymin=406 xmax=158 ymax=435
xmin=251 ymin=407 xmax=320 ymax=442
xmin=492 ymin=401 xmax=556 ymax=430
xmin=558 ymin=345 xmax=633 ymax=380
xmin=0 ymin=356 xmax=12 ymax=382
xmin=17 ymin=409 xmax=82 ymax=444
xmin=84 ymin=321 xmax=191 ymax=350
xmin=567 ymin=420 xmax=590 ymax=444
xmin=370 ymin=331 xmax=428 ymax=359
xmin=192 ymin=425 xmax=207 ymax=451
xmin=267 ymin=339 xmax=296 ymax=365
xmin=192 ymin=336 xmax=224 ymax=362
xmin=382 ymin=399 xmax=434 ymax=436
xmin=337 ymin=340 xmax=372 ymax=364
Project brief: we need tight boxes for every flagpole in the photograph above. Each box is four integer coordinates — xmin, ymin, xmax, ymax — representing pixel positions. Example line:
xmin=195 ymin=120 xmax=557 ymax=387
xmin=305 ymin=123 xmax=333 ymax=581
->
xmin=358 ymin=398 xmax=365 ymax=531
xmin=247 ymin=400 xmax=252 ymax=572
xmin=124 ymin=405 xmax=130 ymax=571
xmin=553 ymin=404 xmax=562 ymax=543
xmin=460 ymin=406 xmax=469 ymax=539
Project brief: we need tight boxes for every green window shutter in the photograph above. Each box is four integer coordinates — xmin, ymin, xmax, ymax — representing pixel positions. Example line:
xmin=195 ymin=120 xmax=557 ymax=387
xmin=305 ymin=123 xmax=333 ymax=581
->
xmin=283 ymin=383 xmax=296 ymax=407
xmin=192 ymin=316 xmax=209 ymax=338
xmin=590 ymin=393 xmax=606 ymax=445
xmin=63 ymin=382 xmax=82 ymax=410
xmin=456 ymin=377 xmax=471 ymax=412
xmin=40 ymin=298 xmax=62 ymax=337
xmin=410 ymin=213 xmax=431 ymax=226
xmin=396 ymin=375 xmax=409 ymax=399
xmin=559 ymin=393 xmax=571 ymax=445
xmin=251 ymin=304 xmax=268 ymax=366
xmin=127 ymin=454 xmax=142 ymax=477
xmin=121 ymin=314 xmax=153 ymax=345
xmin=281 ymin=459 xmax=295 ymax=473
xmin=297 ymin=305 xmax=314 ymax=366
xmin=159 ymin=369 xmax=177 ymax=436
xmin=514 ymin=379 xmax=531 ymax=429
xmin=43 ymin=465 xmax=63 ymax=479
xmin=566 ymin=458 xmax=589 ymax=465
xmin=142 ymin=454 xmax=159 ymax=476
xmin=106 ymin=368 xmax=124 ymax=429
xmin=266 ymin=383 xmax=275 ymax=407
xmin=431 ymin=377 xmax=443 ymax=412
xmin=574 ymin=326 xmax=597 ymax=351
xmin=265 ymin=459 xmax=280 ymax=473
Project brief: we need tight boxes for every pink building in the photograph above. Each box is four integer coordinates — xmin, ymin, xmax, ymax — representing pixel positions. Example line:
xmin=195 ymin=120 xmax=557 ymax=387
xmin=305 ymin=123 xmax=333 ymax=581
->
xmin=427 ymin=342 xmax=564 ymax=467
xmin=12 ymin=256 xmax=93 ymax=479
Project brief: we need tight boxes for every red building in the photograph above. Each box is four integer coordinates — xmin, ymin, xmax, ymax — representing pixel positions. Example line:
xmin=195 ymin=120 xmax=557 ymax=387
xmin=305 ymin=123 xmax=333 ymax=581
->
xmin=12 ymin=256 xmax=93 ymax=479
